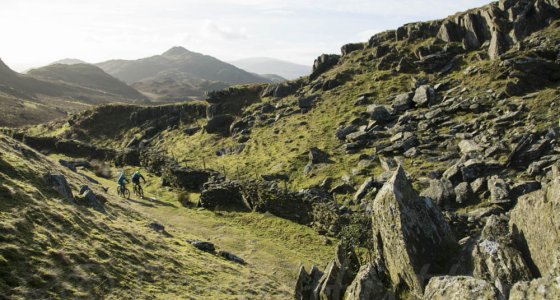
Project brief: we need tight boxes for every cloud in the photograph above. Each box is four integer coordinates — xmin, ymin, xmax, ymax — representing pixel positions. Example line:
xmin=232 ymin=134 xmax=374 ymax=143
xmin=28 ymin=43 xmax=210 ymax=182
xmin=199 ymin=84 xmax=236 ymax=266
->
xmin=201 ymin=21 xmax=249 ymax=41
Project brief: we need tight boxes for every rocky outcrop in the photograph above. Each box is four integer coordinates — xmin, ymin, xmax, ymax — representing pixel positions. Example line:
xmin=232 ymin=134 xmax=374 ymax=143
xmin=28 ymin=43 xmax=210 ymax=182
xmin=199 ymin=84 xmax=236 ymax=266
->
xmin=423 ymin=276 xmax=500 ymax=300
xmin=369 ymin=166 xmax=456 ymax=297
xmin=44 ymin=173 xmax=74 ymax=202
xmin=472 ymin=215 xmax=532 ymax=297
xmin=310 ymin=54 xmax=340 ymax=80
xmin=436 ymin=0 xmax=560 ymax=59
xmin=509 ymin=276 xmax=560 ymax=300
xmin=509 ymin=174 xmax=560 ymax=277
xmin=344 ymin=263 xmax=392 ymax=300
xmin=295 ymin=244 xmax=359 ymax=300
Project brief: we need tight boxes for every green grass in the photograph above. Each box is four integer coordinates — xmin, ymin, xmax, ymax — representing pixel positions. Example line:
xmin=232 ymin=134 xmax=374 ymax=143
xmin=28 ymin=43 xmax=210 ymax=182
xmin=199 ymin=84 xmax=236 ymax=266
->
xmin=0 ymin=135 xmax=336 ymax=299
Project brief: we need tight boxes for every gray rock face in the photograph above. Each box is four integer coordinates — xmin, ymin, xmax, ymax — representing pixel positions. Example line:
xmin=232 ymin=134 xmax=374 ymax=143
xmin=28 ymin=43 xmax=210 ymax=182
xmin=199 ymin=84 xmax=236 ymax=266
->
xmin=423 ymin=276 xmax=500 ymax=300
xmin=509 ymin=276 xmax=560 ymax=300
xmin=413 ymin=85 xmax=435 ymax=107
xmin=472 ymin=215 xmax=532 ymax=297
xmin=370 ymin=166 xmax=456 ymax=297
xmin=509 ymin=177 xmax=560 ymax=278
xmin=295 ymin=265 xmax=323 ymax=300
xmin=344 ymin=263 xmax=392 ymax=300
xmin=454 ymin=182 xmax=472 ymax=204
xmin=354 ymin=177 xmax=374 ymax=203
xmin=420 ymin=178 xmax=455 ymax=207
xmin=309 ymin=245 xmax=359 ymax=300
xmin=488 ymin=176 xmax=511 ymax=204
xmin=393 ymin=92 xmax=413 ymax=112
xmin=310 ymin=54 xmax=341 ymax=80
xmin=44 ymin=172 xmax=74 ymax=202
xmin=309 ymin=147 xmax=330 ymax=164
xmin=367 ymin=105 xmax=392 ymax=122
xmin=436 ymin=0 xmax=560 ymax=59
xmin=205 ymin=114 xmax=236 ymax=135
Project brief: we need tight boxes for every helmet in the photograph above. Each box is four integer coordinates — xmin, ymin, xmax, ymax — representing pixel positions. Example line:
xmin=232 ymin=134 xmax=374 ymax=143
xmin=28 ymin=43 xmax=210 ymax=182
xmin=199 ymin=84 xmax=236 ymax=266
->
xmin=135 ymin=170 xmax=142 ymax=175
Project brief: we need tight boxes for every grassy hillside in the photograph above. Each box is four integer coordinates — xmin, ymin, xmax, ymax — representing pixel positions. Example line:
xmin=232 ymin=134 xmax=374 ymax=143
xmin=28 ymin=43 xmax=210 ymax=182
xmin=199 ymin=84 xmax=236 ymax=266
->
xmin=0 ymin=59 xmax=150 ymax=128
xmin=0 ymin=134 xmax=335 ymax=298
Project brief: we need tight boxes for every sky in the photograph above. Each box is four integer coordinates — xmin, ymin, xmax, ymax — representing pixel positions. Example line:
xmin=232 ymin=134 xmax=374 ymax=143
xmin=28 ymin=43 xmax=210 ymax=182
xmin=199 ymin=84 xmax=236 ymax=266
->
xmin=0 ymin=0 xmax=491 ymax=72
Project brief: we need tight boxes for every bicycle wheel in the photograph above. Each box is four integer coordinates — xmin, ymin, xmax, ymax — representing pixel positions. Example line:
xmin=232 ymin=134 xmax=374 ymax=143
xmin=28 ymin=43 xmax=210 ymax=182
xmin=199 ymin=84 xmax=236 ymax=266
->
xmin=124 ymin=188 xmax=130 ymax=199
xmin=138 ymin=186 xmax=144 ymax=198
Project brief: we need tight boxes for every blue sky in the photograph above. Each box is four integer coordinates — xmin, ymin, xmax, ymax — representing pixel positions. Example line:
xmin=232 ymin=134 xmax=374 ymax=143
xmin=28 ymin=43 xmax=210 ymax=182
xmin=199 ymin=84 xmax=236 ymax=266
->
xmin=1 ymin=0 xmax=491 ymax=71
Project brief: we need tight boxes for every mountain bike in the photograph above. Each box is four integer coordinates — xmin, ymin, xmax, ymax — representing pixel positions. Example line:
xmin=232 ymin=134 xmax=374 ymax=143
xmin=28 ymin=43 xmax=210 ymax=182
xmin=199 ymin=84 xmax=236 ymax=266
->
xmin=133 ymin=183 xmax=144 ymax=198
xmin=118 ymin=185 xmax=130 ymax=199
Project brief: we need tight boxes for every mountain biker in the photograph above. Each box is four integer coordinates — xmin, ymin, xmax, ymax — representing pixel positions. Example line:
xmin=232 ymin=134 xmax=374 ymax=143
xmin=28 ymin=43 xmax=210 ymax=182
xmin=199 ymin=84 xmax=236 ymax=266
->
xmin=117 ymin=171 xmax=128 ymax=194
xmin=131 ymin=170 xmax=146 ymax=193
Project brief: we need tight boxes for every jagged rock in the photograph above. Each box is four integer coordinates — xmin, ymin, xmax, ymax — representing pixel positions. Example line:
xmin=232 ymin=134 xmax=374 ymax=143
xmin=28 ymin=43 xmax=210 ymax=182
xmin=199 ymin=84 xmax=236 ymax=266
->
xmin=76 ymin=185 xmax=105 ymax=212
xmin=299 ymin=96 xmax=317 ymax=109
xmin=344 ymin=263 xmax=392 ymax=300
xmin=336 ymin=124 xmax=358 ymax=141
xmin=379 ymin=156 xmax=398 ymax=172
xmin=472 ymin=215 xmax=532 ymax=297
xmin=205 ymin=114 xmax=236 ymax=135
xmin=509 ymin=276 xmax=560 ymax=300
xmin=189 ymin=240 xmax=215 ymax=253
xmin=183 ymin=126 xmax=201 ymax=136
xmin=148 ymin=222 xmax=165 ymax=233
xmin=341 ymin=43 xmax=365 ymax=56
xmin=309 ymin=147 xmax=330 ymax=164
xmin=295 ymin=265 xmax=324 ymax=300
xmin=454 ymin=182 xmax=473 ymax=204
xmin=509 ymin=181 xmax=541 ymax=201
xmin=366 ymin=105 xmax=392 ymax=122
xmin=59 ymin=159 xmax=77 ymax=172
xmin=412 ymin=85 xmax=435 ymax=107
xmin=310 ymin=54 xmax=340 ymax=80
xmin=488 ymin=176 xmax=511 ymax=204
xmin=313 ymin=244 xmax=359 ymax=299
xmin=393 ymin=92 xmax=413 ymax=112
xmin=420 ymin=178 xmax=455 ymax=207
xmin=44 ymin=172 xmax=74 ymax=202
xmin=354 ymin=177 xmax=374 ymax=203
xmin=370 ymin=166 xmax=456 ymax=297
xmin=423 ymin=276 xmax=500 ymax=300
xmin=509 ymin=176 xmax=560 ymax=277
xmin=458 ymin=140 xmax=482 ymax=155
xmin=218 ymin=250 xmax=246 ymax=264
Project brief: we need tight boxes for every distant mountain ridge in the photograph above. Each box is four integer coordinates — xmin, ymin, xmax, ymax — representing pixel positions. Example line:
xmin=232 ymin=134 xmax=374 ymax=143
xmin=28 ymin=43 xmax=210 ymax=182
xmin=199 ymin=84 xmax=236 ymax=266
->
xmin=0 ymin=58 xmax=148 ymax=127
xmin=229 ymin=57 xmax=311 ymax=80
xmin=96 ymin=46 xmax=273 ymax=101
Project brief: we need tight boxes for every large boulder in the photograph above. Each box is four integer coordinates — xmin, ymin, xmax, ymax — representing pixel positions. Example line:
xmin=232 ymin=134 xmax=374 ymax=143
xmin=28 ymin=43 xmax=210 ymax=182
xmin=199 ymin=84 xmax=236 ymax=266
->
xmin=420 ymin=179 xmax=455 ymax=207
xmin=370 ymin=166 xmax=456 ymax=297
xmin=44 ymin=172 xmax=74 ymax=202
xmin=472 ymin=215 xmax=532 ymax=297
xmin=205 ymin=114 xmax=236 ymax=135
xmin=295 ymin=265 xmax=323 ymax=300
xmin=310 ymin=54 xmax=341 ymax=80
xmin=509 ymin=276 xmax=560 ymax=300
xmin=412 ymin=85 xmax=435 ymax=107
xmin=423 ymin=276 xmax=500 ymax=300
xmin=344 ymin=263 xmax=393 ymax=300
xmin=312 ymin=244 xmax=359 ymax=299
xmin=509 ymin=175 xmax=560 ymax=277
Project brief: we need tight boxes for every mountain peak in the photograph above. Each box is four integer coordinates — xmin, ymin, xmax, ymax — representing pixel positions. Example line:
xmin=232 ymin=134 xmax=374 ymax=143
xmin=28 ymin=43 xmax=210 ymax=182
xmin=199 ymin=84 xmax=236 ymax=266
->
xmin=162 ymin=46 xmax=192 ymax=57
xmin=0 ymin=58 xmax=17 ymax=75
